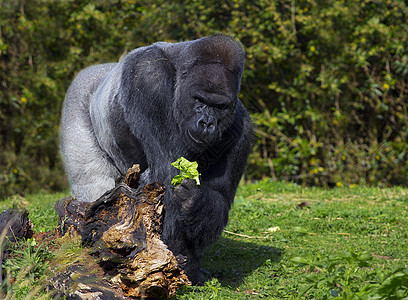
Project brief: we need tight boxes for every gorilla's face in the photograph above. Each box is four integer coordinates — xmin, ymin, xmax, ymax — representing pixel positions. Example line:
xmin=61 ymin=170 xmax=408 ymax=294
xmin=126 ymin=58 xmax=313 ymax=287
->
xmin=175 ymin=63 xmax=239 ymax=151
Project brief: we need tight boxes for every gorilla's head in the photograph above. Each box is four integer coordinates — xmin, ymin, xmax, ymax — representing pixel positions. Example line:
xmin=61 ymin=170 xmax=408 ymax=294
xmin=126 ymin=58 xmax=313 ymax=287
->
xmin=173 ymin=35 xmax=245 ymax=152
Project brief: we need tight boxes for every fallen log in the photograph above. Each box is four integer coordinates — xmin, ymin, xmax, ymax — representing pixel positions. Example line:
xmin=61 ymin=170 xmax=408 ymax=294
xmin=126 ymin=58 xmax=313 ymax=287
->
xmin=2 ymin=165 xmax=190 ymax=299
xmin=54 ymin=165 xmax=190 ymax=298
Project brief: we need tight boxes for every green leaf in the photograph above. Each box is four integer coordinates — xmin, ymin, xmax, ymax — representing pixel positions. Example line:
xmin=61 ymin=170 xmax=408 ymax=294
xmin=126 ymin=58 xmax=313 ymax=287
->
xmin=290 ymin=256 xmax=309 ymax=264
xmin=293 ymin=226 xmax=309 ymax=236
xmin=171 ymin=157 xmax=201 ymax=186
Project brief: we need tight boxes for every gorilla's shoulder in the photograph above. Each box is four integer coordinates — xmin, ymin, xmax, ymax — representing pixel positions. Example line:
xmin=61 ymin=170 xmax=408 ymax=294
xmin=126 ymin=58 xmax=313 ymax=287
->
xmin=119 ymin=44 xmax=175 ymax=77
xmin=75 ymin=63 xmax=117 ymax=81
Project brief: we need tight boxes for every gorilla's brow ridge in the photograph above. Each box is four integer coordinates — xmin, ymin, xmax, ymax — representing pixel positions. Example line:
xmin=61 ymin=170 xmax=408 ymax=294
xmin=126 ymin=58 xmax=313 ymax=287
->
xmin=192 ymin=60 xmax=241 ymax=79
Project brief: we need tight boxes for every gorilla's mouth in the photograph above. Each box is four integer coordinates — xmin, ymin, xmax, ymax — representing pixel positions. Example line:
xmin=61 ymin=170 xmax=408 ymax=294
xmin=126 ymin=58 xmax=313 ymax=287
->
xmin=188 ymin=130 xmax=207 ymax=146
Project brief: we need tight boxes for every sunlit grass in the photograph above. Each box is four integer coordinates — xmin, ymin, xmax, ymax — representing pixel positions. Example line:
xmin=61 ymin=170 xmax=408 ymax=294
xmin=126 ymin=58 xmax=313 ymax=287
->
xmin=1 ymin=181 xmax=407 ymax=299
xmin=0 ymin=191 xmax=67 ymax=232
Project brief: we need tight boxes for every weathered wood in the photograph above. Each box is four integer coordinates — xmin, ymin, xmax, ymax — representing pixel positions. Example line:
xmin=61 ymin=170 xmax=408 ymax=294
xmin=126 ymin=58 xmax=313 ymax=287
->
xmin=1 ymin=165 xmax=190 ymax=298
xmin=0 ymin=208 xmax=33 ymax=243
xmin=124 ymin=164 xmax=141 ymax=188
xmin=0 ymin=208 xmax=34 ymax=284
xmin=52 ymin=165 xmax=190 ymax=298
xmin=49 ymin=253 xmax=126 ymax=300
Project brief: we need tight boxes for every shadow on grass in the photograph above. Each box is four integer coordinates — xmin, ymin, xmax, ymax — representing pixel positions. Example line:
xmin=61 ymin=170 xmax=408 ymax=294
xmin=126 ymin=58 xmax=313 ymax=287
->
xmin=201 ymin=236 xmax=282 ymax=287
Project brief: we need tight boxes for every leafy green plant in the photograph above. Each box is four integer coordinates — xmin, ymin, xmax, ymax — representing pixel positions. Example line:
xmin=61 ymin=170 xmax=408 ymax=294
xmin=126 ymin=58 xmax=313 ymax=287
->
xmin=4 ymin=239 xmax=55 ymax=278
xmin=291 ymin=250 xmax=408 ymax=299
xmin=1 ymin=238 xmax=55 ymax=299
xmin=171 ymin=157 xmax=201 ymax=186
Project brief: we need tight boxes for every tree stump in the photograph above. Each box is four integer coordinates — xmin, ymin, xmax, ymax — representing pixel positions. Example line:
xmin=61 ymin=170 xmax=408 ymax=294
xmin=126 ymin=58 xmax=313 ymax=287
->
xmin=2 ymin=165 xmax=190 ymax=299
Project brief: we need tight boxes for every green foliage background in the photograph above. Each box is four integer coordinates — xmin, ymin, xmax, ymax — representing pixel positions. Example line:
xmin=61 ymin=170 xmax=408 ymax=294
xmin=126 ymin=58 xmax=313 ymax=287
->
xmin=1 ymin=0 xmax=407 ymax=198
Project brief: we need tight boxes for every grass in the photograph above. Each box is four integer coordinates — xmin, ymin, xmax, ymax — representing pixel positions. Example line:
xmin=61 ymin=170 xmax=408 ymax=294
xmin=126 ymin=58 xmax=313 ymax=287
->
xmin=1 ymin=180 xmax=407 ymax=299
xmin=0 ymin=191 xmax=68 ymax=233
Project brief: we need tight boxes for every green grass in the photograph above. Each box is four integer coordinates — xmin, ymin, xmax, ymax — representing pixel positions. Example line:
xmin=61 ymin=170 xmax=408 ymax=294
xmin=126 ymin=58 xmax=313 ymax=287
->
xmin=0 ymin=191 xmax=67 ymax=232
xmin=181 ymin=180 xmax=408 ymax=299
xmin=1 ymin=181 xmax=407 ymax=299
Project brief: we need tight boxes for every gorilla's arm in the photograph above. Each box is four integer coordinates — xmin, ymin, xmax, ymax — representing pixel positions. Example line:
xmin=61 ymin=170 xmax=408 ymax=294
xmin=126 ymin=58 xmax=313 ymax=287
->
xmin=162 ymin=103 xmax=253 ymax=282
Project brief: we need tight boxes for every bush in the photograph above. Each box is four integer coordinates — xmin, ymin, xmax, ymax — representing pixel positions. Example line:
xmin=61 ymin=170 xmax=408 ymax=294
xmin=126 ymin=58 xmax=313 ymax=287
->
xmin=1 ymin=0 xmax=407 ymax=198
xmin=0 ymin=0 xmax=146 ymax=197
xmin=244 ymin=0 xmax=408 ymax=187
xmin=142 ymin=0 xmax=408 ymax=186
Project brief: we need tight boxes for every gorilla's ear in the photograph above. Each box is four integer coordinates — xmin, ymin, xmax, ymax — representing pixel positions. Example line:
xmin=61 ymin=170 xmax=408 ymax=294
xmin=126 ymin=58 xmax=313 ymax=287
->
xmin=178 ymin=35 xmax=246 ymax=79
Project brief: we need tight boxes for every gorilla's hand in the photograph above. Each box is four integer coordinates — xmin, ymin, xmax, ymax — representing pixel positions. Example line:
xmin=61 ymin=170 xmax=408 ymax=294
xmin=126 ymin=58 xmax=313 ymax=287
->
xmin=171 ymin=178 xmax=227 ymax=243
xmin=174 ymin=179 xmax=203 ymax=212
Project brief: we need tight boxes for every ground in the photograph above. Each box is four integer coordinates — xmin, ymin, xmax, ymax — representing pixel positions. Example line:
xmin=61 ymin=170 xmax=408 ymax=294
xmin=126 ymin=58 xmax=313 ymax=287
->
xmin=1 ymin=180 xmax=407 ymax=299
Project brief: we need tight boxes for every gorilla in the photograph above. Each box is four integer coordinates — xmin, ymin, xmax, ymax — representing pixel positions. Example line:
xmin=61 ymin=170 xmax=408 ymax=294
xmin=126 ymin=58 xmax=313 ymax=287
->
xmin=60 ymin=35 xmax=253 ymax=283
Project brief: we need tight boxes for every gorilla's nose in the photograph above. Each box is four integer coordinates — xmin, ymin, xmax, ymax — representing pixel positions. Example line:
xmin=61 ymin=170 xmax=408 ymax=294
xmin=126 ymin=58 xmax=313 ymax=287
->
xmin=198 ymin=116 xmax=216 ymax=135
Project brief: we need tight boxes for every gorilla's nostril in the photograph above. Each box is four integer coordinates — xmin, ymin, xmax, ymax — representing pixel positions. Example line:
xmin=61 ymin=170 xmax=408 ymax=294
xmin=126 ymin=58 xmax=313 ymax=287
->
xmin=198 ymin=118 xmax=214 ymax=130
xmin=198 ymin=116 xmax=216 ymax=128
xmin=207 ymin=124 xmax=215 ymax=134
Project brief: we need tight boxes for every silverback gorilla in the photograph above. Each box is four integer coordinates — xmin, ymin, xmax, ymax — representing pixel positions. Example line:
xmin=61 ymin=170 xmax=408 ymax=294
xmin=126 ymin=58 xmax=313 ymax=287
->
xmin=60 ymin=35 xmax=253 ymax=283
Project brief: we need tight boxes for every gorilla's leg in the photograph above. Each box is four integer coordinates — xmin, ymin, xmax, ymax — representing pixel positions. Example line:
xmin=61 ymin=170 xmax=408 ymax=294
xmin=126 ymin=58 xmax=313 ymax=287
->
xmin=60 ymin=64 xmax=119 ymax=202
xmin=63 ymin=134 xmax=119 ymax=202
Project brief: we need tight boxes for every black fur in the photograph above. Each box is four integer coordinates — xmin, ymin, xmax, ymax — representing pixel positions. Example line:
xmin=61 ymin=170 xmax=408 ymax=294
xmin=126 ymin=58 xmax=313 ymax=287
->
xmin=60 ymin=35 xmax=253 ymax=283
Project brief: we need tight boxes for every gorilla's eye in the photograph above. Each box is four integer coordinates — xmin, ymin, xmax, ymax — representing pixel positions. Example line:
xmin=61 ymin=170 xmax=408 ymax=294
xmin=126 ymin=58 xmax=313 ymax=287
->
xmin=193 ymin=94 xmax=229 ymax=111
xmin=193 ymin=96 xmax=205 ymax=103
xmin=213 ymin=103 xmax=229 ymax=110
xmin=193 ymin=97 xmax=205 ymax=109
